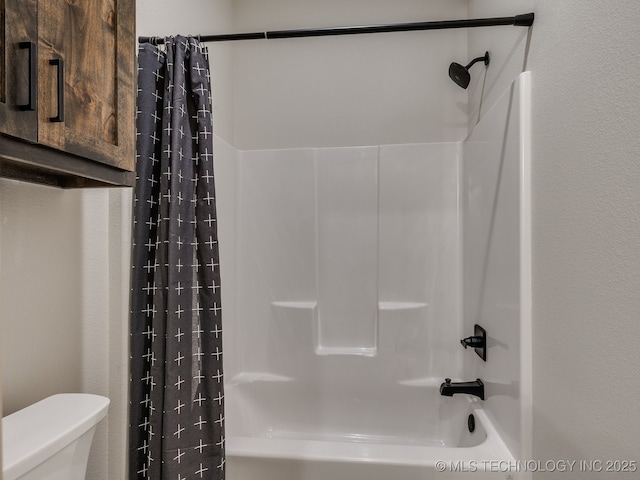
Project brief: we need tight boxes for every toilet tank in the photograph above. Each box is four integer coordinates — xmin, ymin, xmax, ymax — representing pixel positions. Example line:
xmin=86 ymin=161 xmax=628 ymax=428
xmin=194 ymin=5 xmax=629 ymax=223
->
xmin=2 ymin=394 xmax=110 ymax=480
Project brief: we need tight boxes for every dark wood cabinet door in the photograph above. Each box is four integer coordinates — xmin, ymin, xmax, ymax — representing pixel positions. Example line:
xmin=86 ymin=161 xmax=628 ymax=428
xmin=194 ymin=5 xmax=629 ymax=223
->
xmin=0 ymin=0 xmax=38 ymax=143
xmin=38 ymin=0 xmax=135 ymax=171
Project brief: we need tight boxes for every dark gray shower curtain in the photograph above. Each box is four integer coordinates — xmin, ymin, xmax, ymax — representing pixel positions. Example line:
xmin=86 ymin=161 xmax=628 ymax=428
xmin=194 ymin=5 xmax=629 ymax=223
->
xmin=129 ymin=37 xmax=224 ymax=480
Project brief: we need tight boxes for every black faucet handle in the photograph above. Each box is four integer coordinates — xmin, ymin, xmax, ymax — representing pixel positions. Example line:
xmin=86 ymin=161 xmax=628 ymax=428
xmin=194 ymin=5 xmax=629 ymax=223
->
xmin=460 ymin=335 xmax=485 ymax=349
xmin=445 ymin=378 xmax=451 ymax=385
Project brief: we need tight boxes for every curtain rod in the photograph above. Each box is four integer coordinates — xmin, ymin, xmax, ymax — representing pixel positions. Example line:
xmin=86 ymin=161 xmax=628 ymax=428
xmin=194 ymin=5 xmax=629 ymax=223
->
xmin=139 ymin=13 xmax=534 ymax=44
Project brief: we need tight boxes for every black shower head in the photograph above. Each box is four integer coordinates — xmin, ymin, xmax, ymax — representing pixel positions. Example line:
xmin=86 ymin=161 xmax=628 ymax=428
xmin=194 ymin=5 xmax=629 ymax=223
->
xmin=449 ymin=51 xmax=490 ymax=89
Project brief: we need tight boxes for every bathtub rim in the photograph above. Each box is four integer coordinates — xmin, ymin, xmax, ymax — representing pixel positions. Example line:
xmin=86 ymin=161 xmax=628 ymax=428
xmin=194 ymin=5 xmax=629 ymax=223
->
xmin=226 ymin=403 xmax=514 ymax=467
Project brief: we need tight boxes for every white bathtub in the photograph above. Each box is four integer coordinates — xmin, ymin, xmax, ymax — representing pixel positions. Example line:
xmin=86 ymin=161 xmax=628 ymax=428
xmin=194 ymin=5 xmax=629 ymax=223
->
xmin=226 ymin=377 xmax=515 ymax=480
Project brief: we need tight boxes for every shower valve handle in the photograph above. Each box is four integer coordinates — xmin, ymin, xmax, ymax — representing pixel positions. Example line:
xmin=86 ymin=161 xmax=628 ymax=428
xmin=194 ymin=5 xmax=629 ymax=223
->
xmin=460 ymin=336 xmax=485 ymax=349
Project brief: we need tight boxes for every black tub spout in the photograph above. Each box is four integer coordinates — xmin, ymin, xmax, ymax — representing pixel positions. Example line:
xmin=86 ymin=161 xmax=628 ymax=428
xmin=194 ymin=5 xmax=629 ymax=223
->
xmin=440 ymin=378 xmax=485 ymax=400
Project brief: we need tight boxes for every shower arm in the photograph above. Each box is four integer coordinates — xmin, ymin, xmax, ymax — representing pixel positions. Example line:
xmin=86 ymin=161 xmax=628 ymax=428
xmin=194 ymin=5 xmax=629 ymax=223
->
xmin=139 ymin=13 xmax=534 ymax=44
xmin=465 ymin=54 xmax=489 ymax=70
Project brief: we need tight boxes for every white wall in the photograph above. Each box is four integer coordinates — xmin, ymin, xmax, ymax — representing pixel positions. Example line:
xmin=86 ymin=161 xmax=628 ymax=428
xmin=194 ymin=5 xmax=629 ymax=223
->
xmin=468 ymin=1 xmax=640 ymax=477
xmin=232 ymin=0 xmax=468 ymax=149
xmin=1 ymin=181 xmax=84 ymax=414
xmin=0 ymin=181 xmax=132 ymax=480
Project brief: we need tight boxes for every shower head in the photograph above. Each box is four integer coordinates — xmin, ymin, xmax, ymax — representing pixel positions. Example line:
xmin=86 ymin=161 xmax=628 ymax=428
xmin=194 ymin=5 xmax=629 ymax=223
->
xmin=449 ymin=51 xmax=490 ymax=89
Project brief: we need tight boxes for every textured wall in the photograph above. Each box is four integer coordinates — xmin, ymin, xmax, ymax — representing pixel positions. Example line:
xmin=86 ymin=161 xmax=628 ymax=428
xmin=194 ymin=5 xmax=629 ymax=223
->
xmin=469 ymin=1 xmax=640 ymax=477
xmin=1 ymin=181 xmax=84 ymax=414
xmin=0 ymin=182 xmax=126 ymax=480
xmin=232 ymin=0 xmax=468 ymax=149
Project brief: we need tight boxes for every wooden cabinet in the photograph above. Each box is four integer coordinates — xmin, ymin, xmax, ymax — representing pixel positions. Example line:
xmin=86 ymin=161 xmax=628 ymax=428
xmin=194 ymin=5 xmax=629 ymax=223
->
xmin=0 ymin=0 xmax=135 ymax=188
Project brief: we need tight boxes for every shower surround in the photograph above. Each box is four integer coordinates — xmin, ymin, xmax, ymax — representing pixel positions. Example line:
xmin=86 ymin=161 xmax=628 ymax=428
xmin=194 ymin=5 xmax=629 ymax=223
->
xmin=236 ymin=141 xmax=460 ymax=371
xmin=215 ymin=73 xmax=532 ymax=479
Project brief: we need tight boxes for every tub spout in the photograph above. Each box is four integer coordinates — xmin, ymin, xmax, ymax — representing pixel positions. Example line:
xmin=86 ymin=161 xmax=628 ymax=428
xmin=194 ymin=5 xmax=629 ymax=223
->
xmin=440 ymin=378 xmax=485 ymax=400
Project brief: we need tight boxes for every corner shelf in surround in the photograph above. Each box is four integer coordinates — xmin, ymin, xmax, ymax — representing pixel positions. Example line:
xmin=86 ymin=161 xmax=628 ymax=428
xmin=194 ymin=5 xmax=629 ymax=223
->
xmin=270 ymin=300 xmax=428 ymax=357
xmin=271 ymin=301 xmax=318 ymax=310
xmin=314 ymin=346 xmax=377 ymax=357
xmin=378 ymin=301 xmax=428 ymax=311
xmin=228 ymin=373 xmax=294 ymax=386
xmin=272 ymin=300 xmax=427 ymax=312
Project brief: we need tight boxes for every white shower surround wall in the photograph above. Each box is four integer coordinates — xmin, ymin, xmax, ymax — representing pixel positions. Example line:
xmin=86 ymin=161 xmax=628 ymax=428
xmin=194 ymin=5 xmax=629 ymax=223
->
xmin=236 ymin=141 xmax=461 ymax=372
xmin=462 ymin=72 xmax=533 ymax=463
xmin=219 ymin=73 xmax=531 ymax=479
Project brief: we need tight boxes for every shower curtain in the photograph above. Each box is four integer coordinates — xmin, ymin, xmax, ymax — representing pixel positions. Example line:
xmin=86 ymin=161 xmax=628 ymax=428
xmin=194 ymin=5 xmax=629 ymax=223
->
xmin=129 ymin=37 xmax=225 ymax=480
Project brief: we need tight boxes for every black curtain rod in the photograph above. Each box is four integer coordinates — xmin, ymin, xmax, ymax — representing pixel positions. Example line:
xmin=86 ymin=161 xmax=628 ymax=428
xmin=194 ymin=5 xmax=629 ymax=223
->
xmin=139 ymin=13 xmax=534 ymax=44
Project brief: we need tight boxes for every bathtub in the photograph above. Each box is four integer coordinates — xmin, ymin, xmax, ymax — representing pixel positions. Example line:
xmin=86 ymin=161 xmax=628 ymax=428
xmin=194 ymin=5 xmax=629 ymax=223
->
xmin=225 ymin=72 xmax=532 ymax=480
xmin=226 ymin=376 xmax=516 ymax=480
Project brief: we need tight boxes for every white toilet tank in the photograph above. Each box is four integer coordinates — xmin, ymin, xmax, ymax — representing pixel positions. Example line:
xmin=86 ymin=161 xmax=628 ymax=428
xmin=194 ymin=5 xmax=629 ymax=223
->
xmin=2 ymin=393 xmax=110 ymax=480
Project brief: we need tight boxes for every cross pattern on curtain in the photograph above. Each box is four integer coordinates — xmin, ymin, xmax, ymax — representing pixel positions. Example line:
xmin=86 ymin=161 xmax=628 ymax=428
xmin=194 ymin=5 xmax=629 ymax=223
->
xmin=130 ymin=36 xmax=224 ymax=480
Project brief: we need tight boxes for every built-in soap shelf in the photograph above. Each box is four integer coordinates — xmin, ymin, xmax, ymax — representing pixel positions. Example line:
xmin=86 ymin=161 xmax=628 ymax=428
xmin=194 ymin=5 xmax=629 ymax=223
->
xmin=228 ymin=372 xmax=294 ymax=386
xmin=272 ymin=300 xmax=427 ymax=312
xmin=315 ymin=346 xmax=377 ymax=357
xmin=271 ymin=300 xmax=428 ymax=357
xmin=378 ymin=301 xmax=428 ymax=311
xmin=271 ymin=301 xmax=318 ymax=310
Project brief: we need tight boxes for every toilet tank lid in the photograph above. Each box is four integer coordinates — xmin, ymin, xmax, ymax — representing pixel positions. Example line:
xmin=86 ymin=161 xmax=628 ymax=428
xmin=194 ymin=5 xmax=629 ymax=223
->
xmin=2 ymin=394 xmax=110 ymax=479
